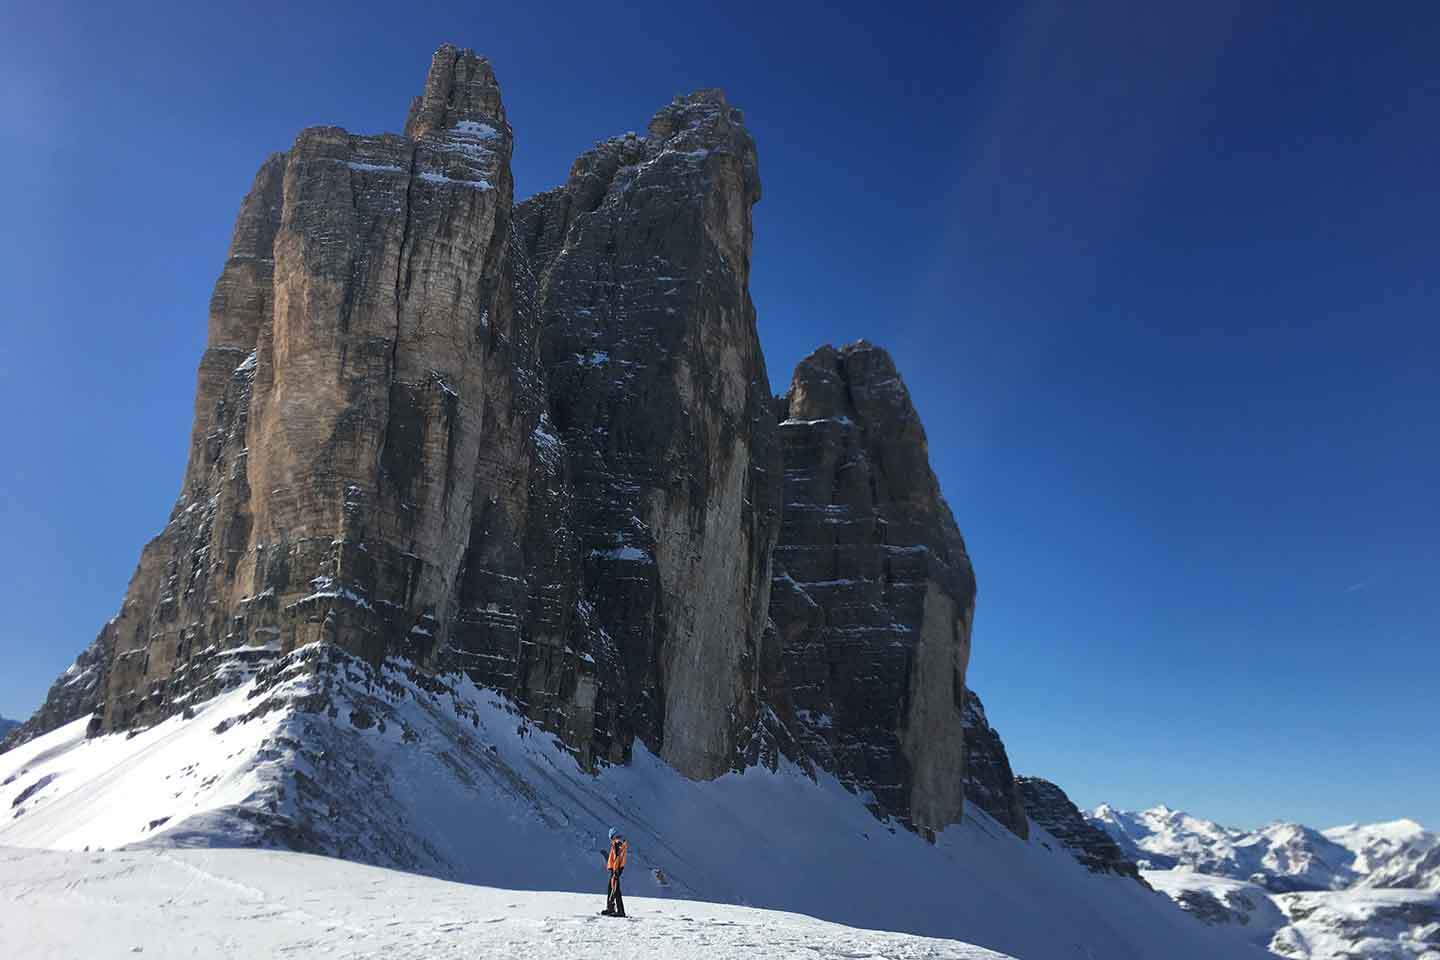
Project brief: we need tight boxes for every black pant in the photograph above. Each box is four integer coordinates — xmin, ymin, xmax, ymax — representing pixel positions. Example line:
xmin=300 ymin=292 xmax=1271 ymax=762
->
xmin=606 ymin=867 xmax=625 ymax=916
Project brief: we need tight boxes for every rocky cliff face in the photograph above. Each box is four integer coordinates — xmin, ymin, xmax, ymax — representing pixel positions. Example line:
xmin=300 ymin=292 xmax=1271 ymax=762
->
xmin=80 ymin=46 xmax=519 ymax=738
xmin=769 ymin=342 xmax=976 ymax=833
xmin=5 ymin=44 xmax=1025 ymax=843
xmin=2 ymin=622 xmax=112 ymax=751
xmin=1017 ymin=777 xmax=1148 ymax=884
xmin=964 ymin=691 xmax=1029 ymax=839
xmin=509 ymin=91 xmax=781 ymax=779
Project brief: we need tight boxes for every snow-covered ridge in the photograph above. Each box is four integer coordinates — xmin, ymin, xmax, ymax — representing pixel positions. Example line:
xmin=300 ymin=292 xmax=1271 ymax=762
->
xmin=1090 ymin=803 xmax=1440 ymax=959
xmin=1087 ymin=802 xmax=1439 ymax=893
xmin=0 ymin=644 xmax=1257 ymax=960
xmin=1270 ymin=887 xmax=1440 ymax=960
xmin=1325 ymin=820 xmax=1440 ymax=890
xmin=1143 ymin=869 xmax=1440 ymax=960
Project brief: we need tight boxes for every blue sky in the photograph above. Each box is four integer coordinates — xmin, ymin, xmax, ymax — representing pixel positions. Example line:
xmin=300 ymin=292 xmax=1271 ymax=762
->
xmin=1 ymin=1 xmax=1435 ymax=831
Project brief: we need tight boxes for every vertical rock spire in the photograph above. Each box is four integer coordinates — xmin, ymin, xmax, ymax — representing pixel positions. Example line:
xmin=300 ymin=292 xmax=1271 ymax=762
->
xmin=771 ymin=341 xmax=977 ymax=833
xmin=512 ymin=88 xmax=780 ymax=779
xmin=58 ymin=44 xmax=522 ymax=733
xmin=404 ymin=44 xmax=506 ymax=140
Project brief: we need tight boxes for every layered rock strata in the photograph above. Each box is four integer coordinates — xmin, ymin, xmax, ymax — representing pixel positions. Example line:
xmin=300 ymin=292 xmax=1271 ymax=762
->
xmin=507 ymin=90 xmax=781 ymax=778
xmin=84 ymin=47 xmax=518 ymax=736
xmin=964 ymin=691 xmax=1029 ymax=839
xmin=769 ymin=342 xmax=976 ymax=833
xmin=0 ymin=623 xmax=111 ymax=751
xmin=1017 ymin=776 xmax=1148 ymax=884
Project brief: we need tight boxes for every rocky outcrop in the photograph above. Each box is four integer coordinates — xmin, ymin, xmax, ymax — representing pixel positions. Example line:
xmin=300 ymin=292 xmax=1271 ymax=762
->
xmin=2 ymin=621 xmax=112 ymax=751
xmin=1017 ymin=777 xmax=1148 ymax=884
xmin=769 ymin=342 xmax=976 ymax=833
xmin=1271 ymin=890 xmax=1440 ymax=960
xmin=964 ymin=691 xmax=1028 ymax=839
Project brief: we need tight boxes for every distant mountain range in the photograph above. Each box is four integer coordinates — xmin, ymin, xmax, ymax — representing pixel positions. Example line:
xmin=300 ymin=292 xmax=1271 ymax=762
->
xmin=1088 ymin=803 xmax=1439 ymax=893
xmin=0 ymin=717 xmax=20 ymax=739
xmin=1087 ymin=803 xmax=1440 ymax=959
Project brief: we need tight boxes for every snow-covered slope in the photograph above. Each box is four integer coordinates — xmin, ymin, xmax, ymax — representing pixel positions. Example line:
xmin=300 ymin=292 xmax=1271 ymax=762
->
xmin=0 ymin=644 xmax=1259 ymax=960
xmin=1091 ymin=804 xmax=1440 ymax=959
xmin=1142 ymin=870 xmax=1288 ymax=949
xmin=1269 ymin=888 xmax=1440 ymax=960
xmin=1141 ymin=869 xmax=1440 ymax=960
xmin=0 ymin=845 xmax=1014 ymax=959
xmin=1326 ymin=820 xmax=1440 ymax=891
xmin=1088 ymin=803 xmax=1357 ymax=891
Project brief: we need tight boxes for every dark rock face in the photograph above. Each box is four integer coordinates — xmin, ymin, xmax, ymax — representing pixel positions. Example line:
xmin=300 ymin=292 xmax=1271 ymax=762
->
xmin=0 ymin=716 xmax=24 ymax=748
xmin=3 ymin=620 xmax=113 ymax=752
xmin=1171 ymin=886 xmax=1265 ymax=927
xmin=769 ymin=342 xmax=976 ymax=833
xmin=964 ymin=691 xmax=1028 ymax=840
xmin=1017 ymin=776 xmax=1148 ymax=884
xmin=509 ymin=90 xmax=781 ymax=779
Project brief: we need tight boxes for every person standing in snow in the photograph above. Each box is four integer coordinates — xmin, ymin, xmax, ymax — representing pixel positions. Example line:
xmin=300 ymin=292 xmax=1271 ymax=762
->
xmin=602 ymin=827 xmax=628 ymax=917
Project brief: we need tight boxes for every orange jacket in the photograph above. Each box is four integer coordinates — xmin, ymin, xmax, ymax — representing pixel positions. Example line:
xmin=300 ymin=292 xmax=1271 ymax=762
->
xmin=607 ymin=837 xmax=628 ymax=871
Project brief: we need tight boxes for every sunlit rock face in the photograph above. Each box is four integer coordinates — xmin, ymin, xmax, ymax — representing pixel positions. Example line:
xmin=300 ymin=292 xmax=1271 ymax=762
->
xmin=73 ymin=46 xmax=517 ymax=735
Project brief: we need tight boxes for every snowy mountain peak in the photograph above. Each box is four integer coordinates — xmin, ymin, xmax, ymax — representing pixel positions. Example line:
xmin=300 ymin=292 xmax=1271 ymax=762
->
xmin=1324 ymin=818 xmax=1428 ymax=842
xmin=1086 ymin=803 xmax=1357 ymax=892
xmin=1089 ymin=804 xmax=1440 ymax=959
xmin=1322 ymin=818 xmax=1439 ymax=890
xmin=1088 ymin=803 xmax=1440 ymax=896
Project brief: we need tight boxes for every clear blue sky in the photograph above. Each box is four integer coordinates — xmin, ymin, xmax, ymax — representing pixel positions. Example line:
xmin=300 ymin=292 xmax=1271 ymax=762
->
xmin=1 ymin=1 xmax=1435 ymax=831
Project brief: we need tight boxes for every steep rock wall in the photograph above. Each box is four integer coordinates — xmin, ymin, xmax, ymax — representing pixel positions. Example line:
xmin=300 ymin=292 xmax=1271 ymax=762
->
xmin=964 ymin=691 xmax=1029 ymax=840
xmin=41 ymin=46 xmax=520 ymax=736
xmin=769 ymin=342 xmax=976 ymax=832
xmin=1017 ymin=777 xmax=1148 ymax=884
xmin=514 ymin=92 xmax=781 ymax=779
